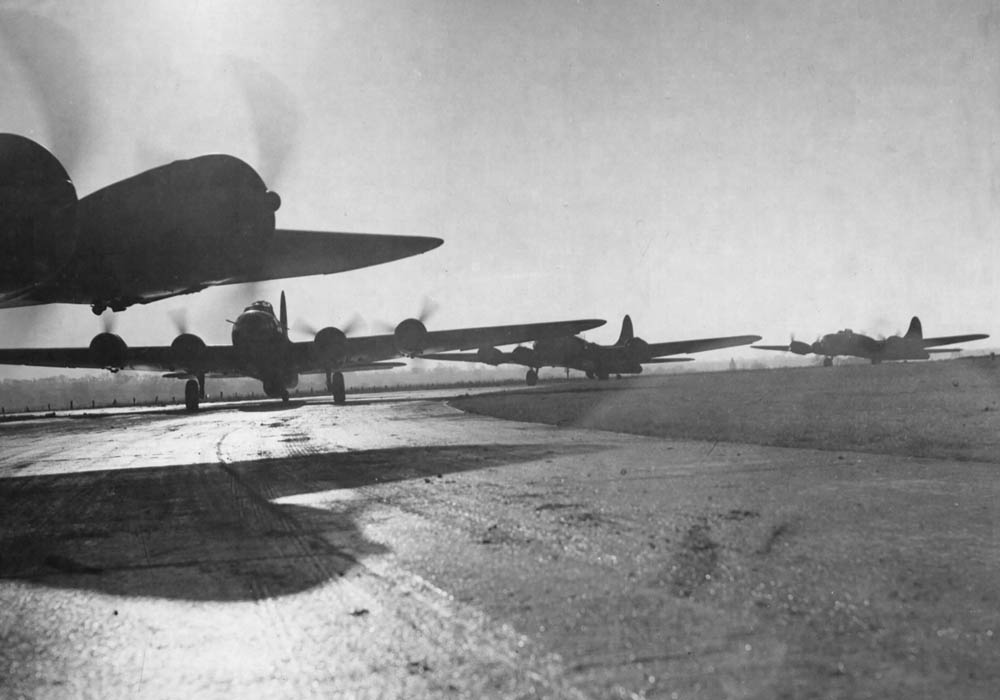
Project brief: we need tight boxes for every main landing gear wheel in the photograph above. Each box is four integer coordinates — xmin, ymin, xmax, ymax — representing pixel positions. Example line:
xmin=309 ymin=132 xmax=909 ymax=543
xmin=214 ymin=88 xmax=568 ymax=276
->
xmin=823 ymin=357 xmax=833 ymax=367
xmin=329 ymin=371 xmax=346 ymax=405
xmin=525 ymin=368 xmax=538 ymax=386
xmin=585 ymin=371 xmax=595 ymax=379
xmin=184 ymin=379 xmax=200 ymax=412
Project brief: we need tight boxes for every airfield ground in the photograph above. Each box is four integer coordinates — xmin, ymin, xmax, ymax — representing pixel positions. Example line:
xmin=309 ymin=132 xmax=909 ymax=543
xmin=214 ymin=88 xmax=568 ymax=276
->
xmin=1 ymin=361 xmax=998 ymax=699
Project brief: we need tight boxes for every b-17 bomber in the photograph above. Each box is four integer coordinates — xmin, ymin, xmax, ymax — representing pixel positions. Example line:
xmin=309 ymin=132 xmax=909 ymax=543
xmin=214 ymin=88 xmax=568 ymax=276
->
xmin=0 ymin=292 xmax=604 ymax=410
xmin=421 ymin=315 xmax=761 ymax=385
xmin=0 ymin=134 xmax=442 ymax=315
xmin=753 ymin=316 xmax=989 ymax=366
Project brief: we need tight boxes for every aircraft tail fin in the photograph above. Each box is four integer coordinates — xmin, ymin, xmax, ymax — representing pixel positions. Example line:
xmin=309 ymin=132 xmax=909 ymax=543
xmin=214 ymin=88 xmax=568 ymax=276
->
xmin=280 ymin=291 xmax=288 ymax=338
xmin=616 ymin=315 xmax=634 ymax=346
xmin=904 ymin=316 xmax=922 ymax=340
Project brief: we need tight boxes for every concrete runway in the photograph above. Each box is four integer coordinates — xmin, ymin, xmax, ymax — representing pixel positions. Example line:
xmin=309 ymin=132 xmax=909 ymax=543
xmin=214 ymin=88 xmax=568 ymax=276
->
xmin=1 ymin=388 xmax=998 ymax=699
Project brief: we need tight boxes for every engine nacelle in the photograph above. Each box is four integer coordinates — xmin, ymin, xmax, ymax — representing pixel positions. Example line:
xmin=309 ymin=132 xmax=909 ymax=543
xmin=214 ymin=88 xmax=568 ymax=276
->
xmin=394 ymin=318 xmax=427 ymax=356
xmin=89 ymin=332 xmax=127 ymax=370
xmin=476 ymin=346 xmax=504 ymax=365
xmin=789 ymin=340 xmax=813 ymax=355
xmin=511 ymin=346 xmax=537 ymax=366
xmin=313 ymin=326 xmax=348 ymax=366
xmin=170 ymin=333 xmax=206 ymax=368
xmin=625 ymin=337 xmax=650 ymax=363
xmin=0 ymin=134 xmax=78 ymax=298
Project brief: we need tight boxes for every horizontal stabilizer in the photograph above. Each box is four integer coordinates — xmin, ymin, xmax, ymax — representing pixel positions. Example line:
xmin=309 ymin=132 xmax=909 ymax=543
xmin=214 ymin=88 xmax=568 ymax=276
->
xmin=922 ymin=333 xmax=989 ymax=348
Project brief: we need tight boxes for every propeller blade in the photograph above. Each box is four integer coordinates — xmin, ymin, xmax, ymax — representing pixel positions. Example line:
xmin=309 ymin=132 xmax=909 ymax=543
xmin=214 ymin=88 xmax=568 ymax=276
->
xmin=342 ymin=313 xmax=364 ymax=335
xmin=228 ymin=56 xmax=302 ymax=187
xmin=293 ymin=311 xmax=364 ymax=338
xmin=418 ymin=296 xmax=439 ymax=323
xmin=168 ymin=308 xmax=189 ymax=334
xmin=0 ymin=11 xmax=93 ymax=176
xmin=374 ymin=297 xmax=438 ymax=333
xmin=291 ymin=319 xmax=317 ymax=337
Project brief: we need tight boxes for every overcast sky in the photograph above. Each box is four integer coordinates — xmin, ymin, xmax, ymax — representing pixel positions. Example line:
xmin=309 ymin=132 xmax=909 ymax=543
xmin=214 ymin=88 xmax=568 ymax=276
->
xmin=1 ymin=0 xmax=997 ymax=378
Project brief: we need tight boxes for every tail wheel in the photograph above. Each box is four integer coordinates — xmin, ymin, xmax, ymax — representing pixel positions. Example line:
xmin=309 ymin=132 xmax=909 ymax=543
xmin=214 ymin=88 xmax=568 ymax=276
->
xmin=526 ymin=369 xmax=538 ymax=386
xmin=330 ymin=371 xmax=347 ymax=404
xmin=184 ymin=379 xmax=200 ymax=412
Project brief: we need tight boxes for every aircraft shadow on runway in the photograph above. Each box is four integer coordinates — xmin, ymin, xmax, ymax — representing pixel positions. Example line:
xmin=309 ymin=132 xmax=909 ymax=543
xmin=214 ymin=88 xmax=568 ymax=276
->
xmin=0 ymin=442 xmax=604 ymax=602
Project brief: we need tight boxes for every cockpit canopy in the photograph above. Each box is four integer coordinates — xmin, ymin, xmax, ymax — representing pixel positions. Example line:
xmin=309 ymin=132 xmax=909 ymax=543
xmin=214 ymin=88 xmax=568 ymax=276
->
xmin=244 ymin=300 xmax=275 ymax=316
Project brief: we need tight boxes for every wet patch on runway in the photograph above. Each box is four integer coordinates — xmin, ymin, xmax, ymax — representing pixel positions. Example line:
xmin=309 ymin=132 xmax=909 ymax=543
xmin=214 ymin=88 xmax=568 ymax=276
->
xmin=668 ymin=519 xmax=720 ymax=598
xmin=756 ymin=519 xmax=795 ymax=555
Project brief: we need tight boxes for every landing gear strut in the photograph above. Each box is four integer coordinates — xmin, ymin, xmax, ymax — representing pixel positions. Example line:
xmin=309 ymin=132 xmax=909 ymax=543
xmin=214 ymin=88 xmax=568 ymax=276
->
xmin=328 ymin=371 xmax=346 ymax=404
xmin=525 ymin=368 xmax=539 ymax=386
xmin=184 ymin=379 xmax=200 ymax=412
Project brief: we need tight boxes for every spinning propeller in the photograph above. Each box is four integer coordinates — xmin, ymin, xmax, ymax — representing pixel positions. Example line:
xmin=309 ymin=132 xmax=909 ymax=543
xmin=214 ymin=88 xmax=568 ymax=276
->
xmin=375 ymin=297 xmax=439 ymax=357
xmin=0 ymin=10 xmax=94 ymax=177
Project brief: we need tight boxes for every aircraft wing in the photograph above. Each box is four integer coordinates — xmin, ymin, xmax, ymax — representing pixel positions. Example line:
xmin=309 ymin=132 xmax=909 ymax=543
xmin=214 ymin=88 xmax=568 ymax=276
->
xmin=320 ymin=361 xmax=405 ymax=373
xmin=0 ymin=345 xmax=239 ymax=373
xmin=419 ymin=352 xmax=514 ymax=365
xmin=645 ymin=334 xmax=762 ymax=357
xmin=416 ymin=319 xmax=606 ymax=354
xmin=294 ymin=319 xmax=606 ymax=371
xmin=921 ymin=333 xmax=989 ymax=348
xmin=222 ymin=230 xmax=443 ymax=285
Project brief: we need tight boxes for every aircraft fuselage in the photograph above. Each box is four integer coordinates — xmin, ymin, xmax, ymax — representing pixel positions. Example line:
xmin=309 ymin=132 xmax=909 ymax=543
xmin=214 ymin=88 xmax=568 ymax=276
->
xmin=231 ymin=301 xmax=297 ymax=397
xmin=33 ymin=156 xmax=277 ymax=312
xmin=1 ymin=134 xmax=282 ymax=312
xmin=814 ymin=331 xmax=929 ymax=362
xmin=531 ymin=336 xmax=644 ymax=376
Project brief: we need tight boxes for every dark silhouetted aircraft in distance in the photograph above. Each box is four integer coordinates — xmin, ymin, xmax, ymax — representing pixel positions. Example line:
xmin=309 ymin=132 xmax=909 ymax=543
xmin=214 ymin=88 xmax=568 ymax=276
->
xmin=0 ymin=134 xmax=442 ymax=315
xmin=753 ymin=316 xmax=989 ymax=366
xmin=420 ymin=315 xmax=761 ymax=385
xmin=0 ymin=292 xmax=605 ymax=410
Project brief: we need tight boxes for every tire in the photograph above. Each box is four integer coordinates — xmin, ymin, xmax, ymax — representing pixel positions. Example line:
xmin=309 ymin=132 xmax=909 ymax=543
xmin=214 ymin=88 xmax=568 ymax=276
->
xmin=331 ymin=372 xmax=347 ymax=404
xmin=184 ymin=379 xmax=200 ymax=412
